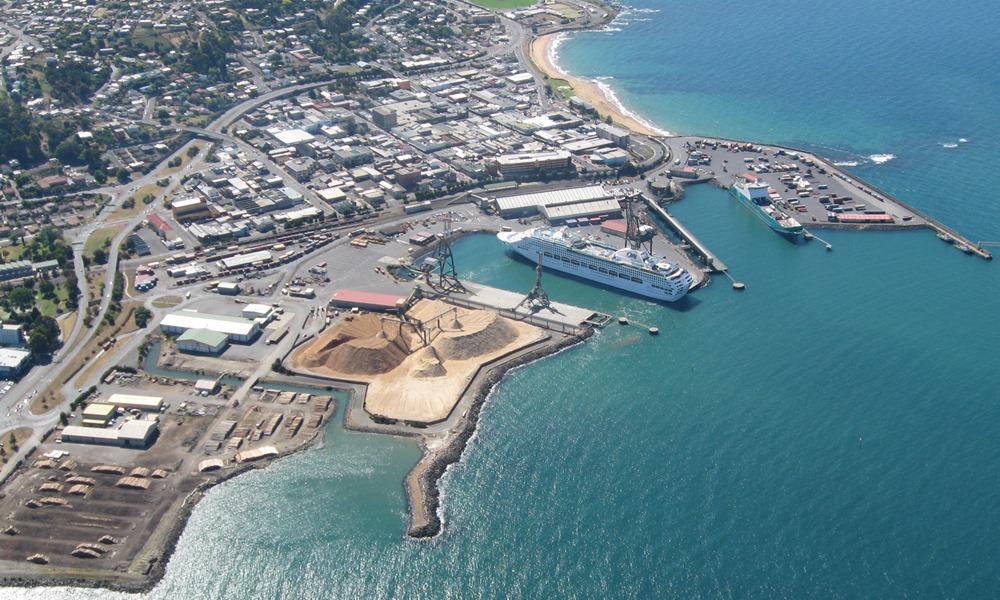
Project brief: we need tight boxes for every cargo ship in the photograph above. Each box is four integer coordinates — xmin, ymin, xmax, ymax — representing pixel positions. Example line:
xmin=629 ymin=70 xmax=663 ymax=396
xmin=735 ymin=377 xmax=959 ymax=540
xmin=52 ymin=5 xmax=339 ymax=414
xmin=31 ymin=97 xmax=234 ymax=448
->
xmin=731 ymin=177 xmax=805 ymax=237
xmin=497 ymin=227 xmax=693 ymax=302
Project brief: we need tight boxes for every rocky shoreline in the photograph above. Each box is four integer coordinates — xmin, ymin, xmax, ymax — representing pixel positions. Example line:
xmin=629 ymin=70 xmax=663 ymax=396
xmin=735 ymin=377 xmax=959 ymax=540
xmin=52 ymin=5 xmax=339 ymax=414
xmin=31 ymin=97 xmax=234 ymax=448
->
xmin=406 ymin=329 xmax=592 ymax=538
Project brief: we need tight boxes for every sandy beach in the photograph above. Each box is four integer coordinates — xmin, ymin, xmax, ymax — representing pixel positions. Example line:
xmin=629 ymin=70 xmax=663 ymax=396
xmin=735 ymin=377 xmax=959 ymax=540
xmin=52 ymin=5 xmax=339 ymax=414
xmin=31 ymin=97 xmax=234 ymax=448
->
xmin=529 ymin=32 xmax=669 ymax=138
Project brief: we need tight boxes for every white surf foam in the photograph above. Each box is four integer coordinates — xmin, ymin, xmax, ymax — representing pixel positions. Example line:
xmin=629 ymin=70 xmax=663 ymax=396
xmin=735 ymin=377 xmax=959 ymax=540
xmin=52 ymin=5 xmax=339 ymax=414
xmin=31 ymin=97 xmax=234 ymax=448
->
xmin=868 ymin=154 xmax=896 ymax=165
xmin=546 ymin=32 xmax=570 ymax=76
xmin=590 ymin=78 xmax=672 ymax=136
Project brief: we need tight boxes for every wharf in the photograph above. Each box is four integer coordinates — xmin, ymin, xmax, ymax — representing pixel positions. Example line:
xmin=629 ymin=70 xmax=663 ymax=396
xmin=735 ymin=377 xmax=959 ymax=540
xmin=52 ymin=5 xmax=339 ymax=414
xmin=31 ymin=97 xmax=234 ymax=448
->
xmin=665 ymin=135 xmax=992 ymax=261
xmin=448 ymin=282 xmax=608 ymax=333
xmin=640 ymin=194 xmax=728 ymax=272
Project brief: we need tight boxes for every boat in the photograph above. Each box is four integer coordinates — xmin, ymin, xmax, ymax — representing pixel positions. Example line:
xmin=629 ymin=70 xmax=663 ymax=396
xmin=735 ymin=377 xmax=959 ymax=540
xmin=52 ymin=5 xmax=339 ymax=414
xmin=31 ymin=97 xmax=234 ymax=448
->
xmin=936 ymin=232 xmax=954 ymax=243
xmin=497 ymin=227 xmax=694 ymax=302
xmin=957 ymin=243 xmax=974 ymax=254
xmin=730 ymin=177 xmax=805 ymax=237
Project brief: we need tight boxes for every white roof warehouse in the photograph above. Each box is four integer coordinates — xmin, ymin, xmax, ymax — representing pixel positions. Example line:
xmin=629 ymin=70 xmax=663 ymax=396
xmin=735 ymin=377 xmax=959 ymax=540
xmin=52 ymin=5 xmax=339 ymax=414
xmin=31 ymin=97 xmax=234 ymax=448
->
xmin=160 ymin=309 xmax=261 ymax=342
xmin=485 ymin=185 xmax=612 ymax=218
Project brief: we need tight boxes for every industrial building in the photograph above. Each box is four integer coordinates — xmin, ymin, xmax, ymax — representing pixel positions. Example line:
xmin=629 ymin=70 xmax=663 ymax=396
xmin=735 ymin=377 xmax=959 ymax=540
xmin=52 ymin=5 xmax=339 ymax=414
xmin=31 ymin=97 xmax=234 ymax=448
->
xmin=177 ymin=328 xmax=230 ymax=355
xmin=219 ymin=250 xmax=273 ymax=270
xmin=60 ymin=419 xmax=159 ymax=449
xmin=81 ymin=403 xmax=116 ymax=427
xmin=0 ymin=348 xmax=32 ymax=379
xmin=241 ymin=304 xmax=274 ymax=320
xmin=170 ymin=197 xmax=212 ymax=221
xmin=216 ymin=281 xmax=241 ymax=295
xmin=106 ymin=394 xmax=164 ymax=412
xmin=484 ymin=185 xmax=614 ymax=219
xmin=160 ymin=310 xmax=261 ymax=343
xmin=540 ymin=199 xmax=621 ymax=225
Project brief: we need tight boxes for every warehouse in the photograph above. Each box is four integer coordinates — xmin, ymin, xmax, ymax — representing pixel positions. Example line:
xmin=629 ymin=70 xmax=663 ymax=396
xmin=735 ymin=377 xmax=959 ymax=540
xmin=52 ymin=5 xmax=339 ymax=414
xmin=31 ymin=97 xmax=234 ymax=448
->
xmin=241 ymin=303 xmax=274 ymax=320
xmin=0 ymin=348 xmax=32 ymax=379
xmin=541 ymin=198 xmax=622 ymax=225
xmin=106 ymin=394 xmax=164 ymax=412
xmin=60 ymin=420 xmax=159 ymax=449
xmin=177 ymin=328 xmax=230 ymax=355
xmin=216 ymin=281 xmax=241 ymax=295
xmin=485 ymin=185 xmax=612 ymax=219
xmin=219 ymin=250 xmax=273 ymax=270
xmin=81 ymin=403 xmax=116 ymax=427
xmin=160 ymin=309 xmax=261 ymax=343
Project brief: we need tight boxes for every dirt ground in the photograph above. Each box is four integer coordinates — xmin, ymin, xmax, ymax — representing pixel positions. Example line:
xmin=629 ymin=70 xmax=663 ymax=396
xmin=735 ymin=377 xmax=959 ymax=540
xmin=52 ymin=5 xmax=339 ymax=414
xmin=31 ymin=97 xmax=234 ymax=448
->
xmin=291 ymin=300 xmax=545 ymax=423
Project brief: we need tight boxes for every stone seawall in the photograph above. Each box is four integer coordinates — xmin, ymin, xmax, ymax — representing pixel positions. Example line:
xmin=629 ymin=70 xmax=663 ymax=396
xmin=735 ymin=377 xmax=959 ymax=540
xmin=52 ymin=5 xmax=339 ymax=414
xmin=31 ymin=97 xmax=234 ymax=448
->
xmin=406 ymin=329 xmax=592 ymax=538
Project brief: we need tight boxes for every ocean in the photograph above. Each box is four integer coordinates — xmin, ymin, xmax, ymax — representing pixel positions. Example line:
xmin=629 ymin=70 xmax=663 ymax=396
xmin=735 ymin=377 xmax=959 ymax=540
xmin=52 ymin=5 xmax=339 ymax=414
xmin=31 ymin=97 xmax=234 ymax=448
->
xmin=8 ymin=1 xmax=1000 ymax=598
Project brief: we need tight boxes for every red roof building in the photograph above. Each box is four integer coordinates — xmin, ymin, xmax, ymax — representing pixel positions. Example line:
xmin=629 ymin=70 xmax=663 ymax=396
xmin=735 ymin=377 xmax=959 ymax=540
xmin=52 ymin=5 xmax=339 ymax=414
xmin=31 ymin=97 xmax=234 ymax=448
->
xmin=147 ymin=213 xmax=175 ymax=238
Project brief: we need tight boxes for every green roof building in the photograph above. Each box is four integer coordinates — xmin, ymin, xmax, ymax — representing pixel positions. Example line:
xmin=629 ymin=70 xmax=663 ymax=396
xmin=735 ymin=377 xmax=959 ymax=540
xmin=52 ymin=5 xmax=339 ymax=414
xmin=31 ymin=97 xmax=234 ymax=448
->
xmin=176 ymin=328 xmax=229 ymax=355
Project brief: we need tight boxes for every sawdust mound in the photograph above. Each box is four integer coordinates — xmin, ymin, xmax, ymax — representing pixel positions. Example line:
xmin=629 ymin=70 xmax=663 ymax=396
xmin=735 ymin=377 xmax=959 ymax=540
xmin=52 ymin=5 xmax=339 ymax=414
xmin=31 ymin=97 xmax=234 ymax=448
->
xmin=410 ymin=346 xmax=447 ymax=378
xmin=435 ymin=310 xmax=518 ymax=361
xmin=300 ymin=314 xmax=414 ymax=375
xmin=325 ymin=336 xmax=409 ymax=375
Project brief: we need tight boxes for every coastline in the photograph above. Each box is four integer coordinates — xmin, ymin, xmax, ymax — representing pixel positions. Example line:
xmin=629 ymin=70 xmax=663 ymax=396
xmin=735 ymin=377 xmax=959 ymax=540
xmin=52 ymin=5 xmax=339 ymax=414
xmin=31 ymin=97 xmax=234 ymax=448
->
xmin=529 ymin=32 xmax=669 ymax=138
xmin=405 ymin=329 xmax=592 ymax=538
xmin=0 ymin=426 xmax=330 ymax=593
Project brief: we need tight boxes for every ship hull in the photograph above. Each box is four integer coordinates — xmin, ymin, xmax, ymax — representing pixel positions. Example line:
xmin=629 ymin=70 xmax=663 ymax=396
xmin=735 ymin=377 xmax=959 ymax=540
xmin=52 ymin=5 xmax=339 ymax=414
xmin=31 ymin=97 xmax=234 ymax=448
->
xmin=499 ymin=233 xmax=692 ymax=302
xmin=730 ymin=186 xmax=805 ymax=237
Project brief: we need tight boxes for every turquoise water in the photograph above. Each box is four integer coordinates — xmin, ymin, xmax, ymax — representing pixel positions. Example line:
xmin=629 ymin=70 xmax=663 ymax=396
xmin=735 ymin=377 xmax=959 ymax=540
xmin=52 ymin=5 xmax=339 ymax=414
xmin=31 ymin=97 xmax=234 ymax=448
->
xmin=557 ymin=0 xmax=1000 ymax=241
xmin=7 ymin=1 xmax=1000 ymax=598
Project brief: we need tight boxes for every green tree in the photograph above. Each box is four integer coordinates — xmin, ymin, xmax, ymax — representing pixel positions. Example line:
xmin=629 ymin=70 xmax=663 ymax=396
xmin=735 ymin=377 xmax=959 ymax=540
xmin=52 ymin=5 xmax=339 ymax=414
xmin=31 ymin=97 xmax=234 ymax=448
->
xmin=38 ymin=279 xmax=56 ymax=299
xmin=134 ymin=306 xmax=152 ymax=328
xmin=28 ymin=327 xmax=51 ymax=353
xmin=8 ymin=287 xmax=34 ymax=312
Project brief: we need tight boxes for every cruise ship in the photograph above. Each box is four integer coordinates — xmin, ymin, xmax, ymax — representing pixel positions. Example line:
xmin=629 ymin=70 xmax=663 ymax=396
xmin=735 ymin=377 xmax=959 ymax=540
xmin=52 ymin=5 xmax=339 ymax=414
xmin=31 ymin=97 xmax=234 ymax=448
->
xmin=497 ymin=227 xmax=694 ymax=302
xmin=731 ymin=178 xmax=805 ymax=237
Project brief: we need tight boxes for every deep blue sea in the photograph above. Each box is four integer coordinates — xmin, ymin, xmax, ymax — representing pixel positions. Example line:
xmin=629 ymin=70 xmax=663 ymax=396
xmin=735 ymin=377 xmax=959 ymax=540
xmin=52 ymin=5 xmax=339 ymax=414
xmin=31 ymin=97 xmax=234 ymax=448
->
xmin=7 ymin=1 xmax=1000 ymax=598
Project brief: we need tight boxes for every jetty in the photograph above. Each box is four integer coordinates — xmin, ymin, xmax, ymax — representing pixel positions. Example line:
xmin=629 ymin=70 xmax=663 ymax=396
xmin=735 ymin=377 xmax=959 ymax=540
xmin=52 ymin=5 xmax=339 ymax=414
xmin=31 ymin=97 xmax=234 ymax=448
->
xmin=641 ymin=194 xmax=728 ymax=272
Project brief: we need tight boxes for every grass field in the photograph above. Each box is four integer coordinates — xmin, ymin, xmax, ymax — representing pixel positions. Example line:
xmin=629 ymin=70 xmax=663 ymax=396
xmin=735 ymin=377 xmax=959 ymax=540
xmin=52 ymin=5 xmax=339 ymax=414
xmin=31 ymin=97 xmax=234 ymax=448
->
xmin=84 ymin=223 xmax=125 ymax=260
xmin=469 ymin=0 xmax=536 ymax=9
xmin=0 ymin=243 xmax=25 ymax=261
xmin=162 ymin=141 xmax=207 ymax=176
xmin=548 ymin=77 xmax=575 ymax=100
xmin=36 ymin=286 xmax=69 ymax=317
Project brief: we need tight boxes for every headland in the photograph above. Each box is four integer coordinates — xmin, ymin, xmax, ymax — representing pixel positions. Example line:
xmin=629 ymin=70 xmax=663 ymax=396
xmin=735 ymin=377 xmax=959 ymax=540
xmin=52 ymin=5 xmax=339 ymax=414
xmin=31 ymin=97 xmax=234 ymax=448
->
xmin=0 ymin=0 xmax=992 ymax=593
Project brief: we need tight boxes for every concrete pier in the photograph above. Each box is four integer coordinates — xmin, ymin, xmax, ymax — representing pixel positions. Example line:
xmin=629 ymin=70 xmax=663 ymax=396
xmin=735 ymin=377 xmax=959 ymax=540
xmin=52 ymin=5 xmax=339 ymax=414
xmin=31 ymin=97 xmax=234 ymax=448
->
xmin=641 ymin=194 xmax=728 ymax=272
xmin=449 ymin=282 xmax=607 ymax=333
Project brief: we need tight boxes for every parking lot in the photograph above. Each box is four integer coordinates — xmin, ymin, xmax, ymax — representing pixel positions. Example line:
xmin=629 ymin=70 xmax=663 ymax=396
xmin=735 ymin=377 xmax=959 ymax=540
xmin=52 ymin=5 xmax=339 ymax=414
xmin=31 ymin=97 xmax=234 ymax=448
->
xmin=665 ymin=137 xmax=928 ymax=228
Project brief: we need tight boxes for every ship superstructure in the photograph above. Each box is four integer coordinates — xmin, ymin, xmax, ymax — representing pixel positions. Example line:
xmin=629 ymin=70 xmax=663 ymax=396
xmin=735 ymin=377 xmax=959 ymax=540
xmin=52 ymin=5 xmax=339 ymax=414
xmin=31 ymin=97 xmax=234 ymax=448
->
xmin=731 ymin=177 xmax=805 ymax=236
xmin=497 ymin=227 xmax=693 ymax=301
